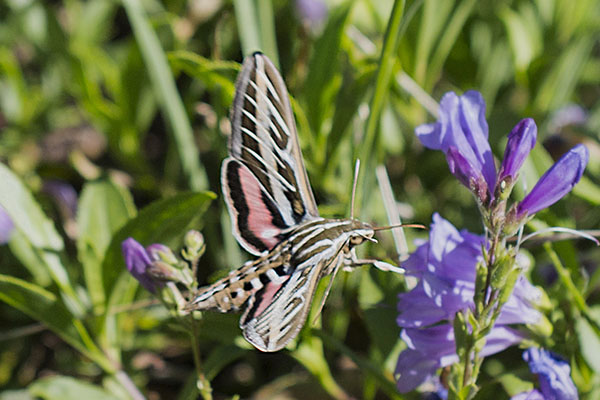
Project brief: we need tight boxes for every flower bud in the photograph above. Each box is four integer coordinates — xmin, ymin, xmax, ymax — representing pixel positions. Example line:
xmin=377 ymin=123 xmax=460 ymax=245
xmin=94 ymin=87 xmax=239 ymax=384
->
xmin=498 ymin=118 xmax=537 ymax=184
xmin=517 ymin=144 xmax=588 ymax=218
xmin=122 ymin=237 xmax=163 ymax=293
xmin=147 ymin=243 xmax=178 ymax=264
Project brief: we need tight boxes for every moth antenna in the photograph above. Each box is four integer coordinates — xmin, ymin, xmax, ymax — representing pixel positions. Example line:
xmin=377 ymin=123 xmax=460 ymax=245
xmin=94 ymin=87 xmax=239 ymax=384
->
xmin=372 ymin=223 xmax=427 ymax=232
xmin=350 ymin=159 xmax=361 ymax=219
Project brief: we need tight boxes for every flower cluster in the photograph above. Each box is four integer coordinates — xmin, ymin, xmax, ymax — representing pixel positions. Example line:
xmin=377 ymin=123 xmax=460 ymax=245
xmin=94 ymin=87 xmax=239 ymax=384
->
xmin=395 ymin=214 xmax=542 ymax=392
xmin=397 ymin=90 xmax=587 ymax=396
xmin=512 ymin=348 xmax=578 ymax=400
xmin=416 ymin=91 xmax=588 ymax=223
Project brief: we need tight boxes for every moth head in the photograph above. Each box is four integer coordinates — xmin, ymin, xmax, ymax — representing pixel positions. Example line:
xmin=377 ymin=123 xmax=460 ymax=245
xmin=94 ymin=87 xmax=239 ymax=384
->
xmin=348 ymin=220 xmax=376 ymax=247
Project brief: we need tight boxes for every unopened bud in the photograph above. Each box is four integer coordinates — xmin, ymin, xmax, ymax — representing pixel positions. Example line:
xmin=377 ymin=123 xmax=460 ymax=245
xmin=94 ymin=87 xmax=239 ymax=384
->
xmin=147 ymin=260 xmax=179 ymax=281
xmin=182 ymin=230 xmax=206 ymax=261
xmin=185 ymin=230 xmax=205 ymax=252
xmin=146 ymin=244 xmax=178 ymax=264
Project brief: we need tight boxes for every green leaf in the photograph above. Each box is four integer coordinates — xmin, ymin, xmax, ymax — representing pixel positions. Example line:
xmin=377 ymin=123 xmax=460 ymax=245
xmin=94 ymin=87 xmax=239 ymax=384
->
xmin=0 ymin=274 xmax=112 ymax=372
xmin=0 ymin=163 xmax=83 ymax=315
xmin=29 ymin=376 xmax=120 ymax=400
xmin=576 ymin=306 xmax=600 ymax=373
xmin=572 ymin=176 xmax=600 ymax=206
xmin=102 ymin=191 xmax=216 ymax=301
xmin=305 ymin=1 xmax=353 ymax=135
xmin=0 ymin=164 xmax=63 ymax=250
xmin=495 ymin=373 xmax=533 ymax=398
xmin=122 ymin=0 xmax=207 ymax=190
xmin=168 ymin=50 xmax=239 ymax=105
xmin=8 ymin=230 xmax=52 ymax=286
xmin=78 ymin=180 xmax=136 ymax=312
xmin=0 ymin=390 xmax=33 ymax=400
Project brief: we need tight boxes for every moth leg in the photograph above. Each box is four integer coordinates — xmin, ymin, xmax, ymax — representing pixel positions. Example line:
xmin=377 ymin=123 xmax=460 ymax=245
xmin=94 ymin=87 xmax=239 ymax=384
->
xmin=343 ymin=250 xmax=405 ymax=274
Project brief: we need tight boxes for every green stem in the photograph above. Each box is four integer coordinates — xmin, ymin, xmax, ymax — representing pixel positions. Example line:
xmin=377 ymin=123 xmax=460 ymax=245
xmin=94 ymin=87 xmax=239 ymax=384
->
xmin=189 ymin=318 xmax=213 ymax=400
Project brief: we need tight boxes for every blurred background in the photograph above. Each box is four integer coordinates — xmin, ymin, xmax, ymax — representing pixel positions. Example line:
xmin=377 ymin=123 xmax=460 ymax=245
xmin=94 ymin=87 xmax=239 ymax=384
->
xmin=1 ymin=0 xmax=599 ymax=399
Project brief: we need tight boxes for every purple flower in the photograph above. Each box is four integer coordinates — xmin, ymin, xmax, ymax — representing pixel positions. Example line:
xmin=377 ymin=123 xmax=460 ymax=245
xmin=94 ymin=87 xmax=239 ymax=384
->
xmin=499 ymin=118 xmax=537 ymax=184
xmin=511 ymin=390 xmax=545 ymax=400
xmin=416 ymin=91 xmax=496 ymax=202
xmin=0 ymin=205 xmax=15 ymax=244
xmin=521 ymin=348 xmax=578 ymax=400
xmin=395 ymin=214 xmax=541 ymax=393
xmin=295 ymin=0 xmax=327 ymax=25
xmin=42 ymin=180 xmax=78 ymax=218
xmin=548 ymin=104 xmax=588 ymax=134
xmin=122 ymin=238 xmax=164 ymax=293
xmin=517 ymin=144 xmax=588 ymax=218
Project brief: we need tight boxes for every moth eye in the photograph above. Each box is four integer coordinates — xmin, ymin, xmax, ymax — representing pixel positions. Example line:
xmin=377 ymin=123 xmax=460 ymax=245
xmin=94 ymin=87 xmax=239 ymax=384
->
xmin=350 ymin=236 xmax=363 ymax=246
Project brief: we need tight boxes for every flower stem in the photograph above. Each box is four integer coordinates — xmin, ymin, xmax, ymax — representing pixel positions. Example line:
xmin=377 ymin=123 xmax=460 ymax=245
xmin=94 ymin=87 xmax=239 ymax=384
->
xmin=460 ymin=224 xmax=505 ymax=397
xmin=114 ymin=370 xmax=147 ymax=400
xmin=189 ymin=318 xmax=213 ymax=400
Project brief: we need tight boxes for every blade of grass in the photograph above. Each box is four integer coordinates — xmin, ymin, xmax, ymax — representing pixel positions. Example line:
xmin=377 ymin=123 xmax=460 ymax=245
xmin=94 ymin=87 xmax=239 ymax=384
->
xmin=305 ymin=2 xmax=353 ymax=137
xmin=355 ymin=0 xmax=406 ymax=212
xmin=233 ymin=0 xmax=263 ymax=56
xmin=121 ymin=0 xmax=207 ymax=190
xmin=257 ymin=0 xmax=279 ymax=68
xmin=544 ymin=242 xmax=600 ymax=337
xmin=413 ymin=0 xmax=455 ymax=84
xmin=426 ymin=0 xmax=477 ymax=90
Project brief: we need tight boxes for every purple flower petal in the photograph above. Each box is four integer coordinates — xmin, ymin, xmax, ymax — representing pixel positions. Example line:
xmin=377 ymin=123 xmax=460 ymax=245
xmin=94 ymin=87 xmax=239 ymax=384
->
xmin=122 ymin=237 xmax=159 ymax=293
xmin=397 ymin=284 xmax=448 ymax=328
xmin=146 ymin=243 xmax=173 ymax=262
xmin=517 ymin=144 xmax=589 ymax=217
xmin=295 ymin=0 xmax=327 ymax=24
xmin=395 ymin=324 xmax=525 ymax=393
xmin=511 ymin=389 xmax=545 ymax=400
xmin=416 ymin=91 xmax=496 ymax=199
xmin=548 ymin=104 xmax=588 ymax=134
xmin=445 ymin=146 xmax=487 ymax=200
xmin=42 ymin=180 xmax=78 ymax=217
xmin=0 ymin=205 xmax=14 ymax=244
xmin=523 ymin=348 xmax=578 ymax=400
xmin=395 ymin=348 xmax=442 ymax=393
xmin=499 ymin=118 xmax=537 ymax=182
xmin=479 ymin=326 xmax=527 ymax=357
xmin=497 ymin=276 xmax=542 ymax=325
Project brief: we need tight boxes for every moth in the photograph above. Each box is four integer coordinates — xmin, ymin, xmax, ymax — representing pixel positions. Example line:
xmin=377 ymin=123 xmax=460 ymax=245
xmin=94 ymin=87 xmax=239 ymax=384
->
xmin=185 ymin=53 xmax=399 ymax=352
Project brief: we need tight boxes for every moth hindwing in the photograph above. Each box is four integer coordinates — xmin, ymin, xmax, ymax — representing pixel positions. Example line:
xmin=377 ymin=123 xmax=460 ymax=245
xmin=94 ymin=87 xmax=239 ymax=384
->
xmin=186 ymin=53 xmax=375 ymax=352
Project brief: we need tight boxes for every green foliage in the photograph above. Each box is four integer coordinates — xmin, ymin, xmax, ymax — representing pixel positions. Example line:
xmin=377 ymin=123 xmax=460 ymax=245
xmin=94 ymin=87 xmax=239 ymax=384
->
xmin=0 ymin=0 xmax=599 ymax=398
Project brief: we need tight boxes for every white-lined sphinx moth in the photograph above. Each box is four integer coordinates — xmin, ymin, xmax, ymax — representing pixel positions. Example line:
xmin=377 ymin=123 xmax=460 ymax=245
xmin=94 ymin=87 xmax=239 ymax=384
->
xmin=185 ymin=53 xmax=380 ymax=352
